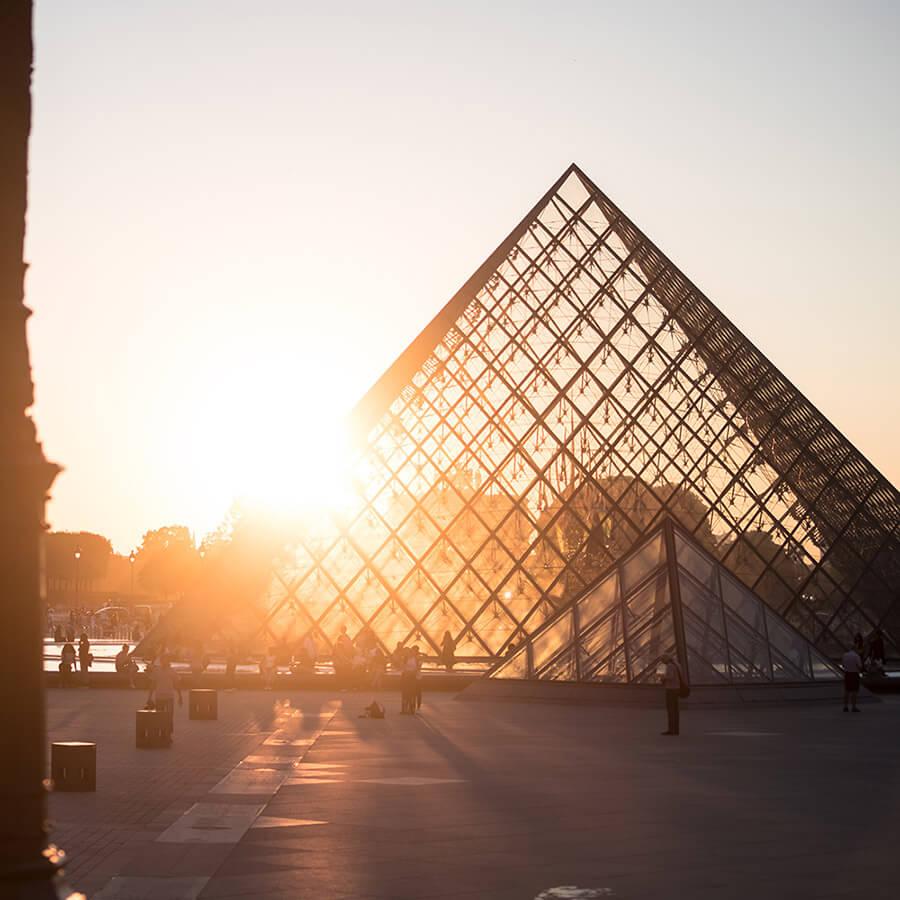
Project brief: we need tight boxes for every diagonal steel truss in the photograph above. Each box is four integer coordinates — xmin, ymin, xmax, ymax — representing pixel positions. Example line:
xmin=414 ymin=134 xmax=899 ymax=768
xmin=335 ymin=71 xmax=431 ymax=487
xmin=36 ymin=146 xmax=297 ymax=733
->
xmin=256 ymin=164 xmax=899 ymax=663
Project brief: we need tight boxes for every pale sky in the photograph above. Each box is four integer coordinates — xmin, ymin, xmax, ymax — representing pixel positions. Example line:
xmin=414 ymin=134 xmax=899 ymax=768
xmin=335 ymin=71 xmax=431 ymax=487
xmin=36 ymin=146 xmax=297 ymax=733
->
xmin=26 ymin=0 xmax=900 ymax=553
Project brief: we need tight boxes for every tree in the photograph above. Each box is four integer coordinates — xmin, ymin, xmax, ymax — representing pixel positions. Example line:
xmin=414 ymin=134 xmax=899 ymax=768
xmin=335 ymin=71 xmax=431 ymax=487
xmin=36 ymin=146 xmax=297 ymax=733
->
xmin=45 ymin=531 xmax=112 ymax=591
xmin=136 ymin=525 xmax=199 ymax=600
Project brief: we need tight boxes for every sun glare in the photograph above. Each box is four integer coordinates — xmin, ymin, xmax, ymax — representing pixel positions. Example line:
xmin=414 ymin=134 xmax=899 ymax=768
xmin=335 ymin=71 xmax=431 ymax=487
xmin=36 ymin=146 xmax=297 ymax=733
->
xmin=179 ymin=357 xmax=361 ymax=538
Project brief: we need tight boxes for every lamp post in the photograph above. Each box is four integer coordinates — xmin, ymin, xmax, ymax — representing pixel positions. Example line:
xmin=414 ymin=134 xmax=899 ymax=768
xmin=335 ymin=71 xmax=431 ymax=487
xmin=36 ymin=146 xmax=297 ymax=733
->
xmin=0 ymin=4 xmax=75 ymax=896
xmin=73 ymin=546 xmax=81 ymax=602
xmin=129 ymin=550 xmax=136 ymax=599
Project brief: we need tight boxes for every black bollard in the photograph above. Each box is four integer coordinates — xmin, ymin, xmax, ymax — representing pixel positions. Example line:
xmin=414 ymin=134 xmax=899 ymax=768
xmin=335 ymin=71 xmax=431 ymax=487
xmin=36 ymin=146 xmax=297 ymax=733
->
xmin=189 ymin=689 xmax=218 ymax=720
xmin=50 ymin=742 xmax=96 ymax=792
xmin=135 ymin=709 xmax=169 ymax=748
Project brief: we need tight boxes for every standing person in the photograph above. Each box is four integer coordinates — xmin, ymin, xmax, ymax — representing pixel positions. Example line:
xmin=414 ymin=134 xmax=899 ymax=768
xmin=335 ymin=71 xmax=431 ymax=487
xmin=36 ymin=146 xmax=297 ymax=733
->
xmin=400 ymin=648 xmax=416 ymax=714
xmin=59 ymin=642 xmax=77 ymax=687
xmin=334 ymin=626 xmax=354 ymax=685
xmin=412 ymin=645 xmax=424 ymax=711
xmin=190 ymin=643 xmax=207 ymax=685
xmin=261 ymin=648 xmax=276 ymax=690
xmin=440 ymin=631 xmax=456 ymax=671
xmin=115 ymin=643 xmax=137 ymax=688
xmin=660 ymin=653 xmax=684 ymax=736
xmin=842 ymin=642 xmax=863 ymax=713
xmin=148 ymin=655 xmax=183 ymax=743
xmin=225 ymin=643 xmax=238 ymax=691
xmin=369 ymin=646 xmax=386 ymax=690
xmin=302 ymin=632 xmax=318 ymax=673
xmin=77 ymin=632 xmax=92 ymax=686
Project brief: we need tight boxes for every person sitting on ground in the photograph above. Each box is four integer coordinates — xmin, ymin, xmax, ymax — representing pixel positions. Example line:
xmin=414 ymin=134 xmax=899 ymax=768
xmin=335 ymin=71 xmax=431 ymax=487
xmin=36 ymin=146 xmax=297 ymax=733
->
xmin=115 ymin=643 xmax=138 ymax=688
xmin=842 ymin=642 xmax=863 ymax=713
xmin=359 ymin=699 xmax=385 ymax=719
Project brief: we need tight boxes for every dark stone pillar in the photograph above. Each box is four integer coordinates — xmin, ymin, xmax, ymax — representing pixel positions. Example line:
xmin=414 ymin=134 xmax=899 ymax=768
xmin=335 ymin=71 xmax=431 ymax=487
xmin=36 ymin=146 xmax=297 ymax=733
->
xmin=0 ymin=4 xmax=74 ymax=897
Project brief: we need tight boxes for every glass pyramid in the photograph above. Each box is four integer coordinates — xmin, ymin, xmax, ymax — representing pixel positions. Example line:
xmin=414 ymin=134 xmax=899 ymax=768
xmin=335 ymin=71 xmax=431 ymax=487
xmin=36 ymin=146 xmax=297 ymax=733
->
xmin=491 ymin=519 xmax=841 ymax=685
xmin=248 ymin=164 xmax=899 ymax=663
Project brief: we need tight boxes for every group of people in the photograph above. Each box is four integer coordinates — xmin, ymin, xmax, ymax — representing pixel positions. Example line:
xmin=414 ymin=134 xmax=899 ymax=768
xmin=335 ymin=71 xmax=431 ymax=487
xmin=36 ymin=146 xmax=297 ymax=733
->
xmin=395 ymin=643 xmax=423 ymax=714
xmin=57 ymin=632 xmax=94 ymax=687
xmin=332 ymin=626 xmax=388 ymax=689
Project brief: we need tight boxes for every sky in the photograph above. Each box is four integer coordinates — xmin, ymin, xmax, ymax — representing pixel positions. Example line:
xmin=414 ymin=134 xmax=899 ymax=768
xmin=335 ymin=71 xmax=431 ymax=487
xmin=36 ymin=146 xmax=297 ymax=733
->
xmin=25 ymin=0 xmax=900 ymax=553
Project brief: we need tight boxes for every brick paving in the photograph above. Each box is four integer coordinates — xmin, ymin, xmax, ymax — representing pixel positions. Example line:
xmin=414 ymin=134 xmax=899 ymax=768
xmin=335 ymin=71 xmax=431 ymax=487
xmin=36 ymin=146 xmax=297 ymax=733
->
xmin=47 ymin=686 xmax=900 ymax=899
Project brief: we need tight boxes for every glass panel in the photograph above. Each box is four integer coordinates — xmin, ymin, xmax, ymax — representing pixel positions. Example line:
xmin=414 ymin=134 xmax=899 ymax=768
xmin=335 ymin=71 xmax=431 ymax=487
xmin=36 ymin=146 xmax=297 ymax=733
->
xmin=582 ymin=640 xmax=629 ymax=683
xmin=491 ymin=645 xmax=529 ymax=679
xmin=770 ymin=648 xmax=810 ymax=682
xmin=675 ymin=532 xmax=717 ymax=591
xmin=687 ymin=649 xmax=729 ymax=685
xmin=683 ymin=607 xmax=730 ymax=682
xmin=531 ymin=611 xmax=574 ymax=671
xmin=628 ymin=611 xmax=675 ymax=681
xmin=724 ymin=611 xmax=772 ymax=680
xmin=721 ymin=572 xmax=766 ymax=632
xmin=540 ymin=648 xmax=577 ymax=681
xmin=811 ymin=652 xmax=840 ymax=681
xmin=625 ymin=575 xmax=669 ymax=634
xmin=577 ymin=571 xmax=619 ymax=632
xmin=678 ymin=575 xmax=726 ymax=636
xmin=580 ymin=608 xmax=624 ymax=667
xmin=765 ymin=610 xmax=813 ymax=679
xmin=621 ymin=533 xmax=664 ymax=594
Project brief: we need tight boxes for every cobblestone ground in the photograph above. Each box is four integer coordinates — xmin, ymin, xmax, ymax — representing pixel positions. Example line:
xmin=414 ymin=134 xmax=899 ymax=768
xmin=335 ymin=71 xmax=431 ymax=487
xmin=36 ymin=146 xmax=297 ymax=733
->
xmin=46 ymin=688 xmax=900 ymax=900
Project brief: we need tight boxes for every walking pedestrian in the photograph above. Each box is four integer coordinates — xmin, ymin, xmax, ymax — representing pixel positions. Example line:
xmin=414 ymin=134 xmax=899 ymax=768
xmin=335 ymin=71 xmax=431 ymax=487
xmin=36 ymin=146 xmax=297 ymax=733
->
xmin=660 ymin=652 xmax=685 ymax=736
xmin=148 ymin=655 xmax=183 ymax=743
xmin=842 ymin=642 xmax=863 ymax=713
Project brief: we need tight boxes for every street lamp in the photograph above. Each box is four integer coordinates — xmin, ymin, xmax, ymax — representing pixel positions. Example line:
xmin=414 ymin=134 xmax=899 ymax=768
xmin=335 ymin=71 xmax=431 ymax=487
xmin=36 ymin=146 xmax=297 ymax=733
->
xmin=129 ymin=550 xmax=136 ymax=598
xmin=73 ymin=547 xmax=81 ymax=601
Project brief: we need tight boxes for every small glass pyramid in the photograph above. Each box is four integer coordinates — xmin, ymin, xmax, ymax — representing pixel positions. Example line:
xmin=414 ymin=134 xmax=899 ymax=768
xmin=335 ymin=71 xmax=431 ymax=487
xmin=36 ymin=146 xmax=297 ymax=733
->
xmin=491 ymin=519 xmax=841 ymax=684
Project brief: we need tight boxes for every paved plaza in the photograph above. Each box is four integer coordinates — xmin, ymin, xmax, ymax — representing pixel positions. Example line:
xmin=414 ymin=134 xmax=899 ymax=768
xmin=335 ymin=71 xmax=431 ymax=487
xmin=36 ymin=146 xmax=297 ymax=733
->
xmin=47 ymin=687 xmax=900 ymax=900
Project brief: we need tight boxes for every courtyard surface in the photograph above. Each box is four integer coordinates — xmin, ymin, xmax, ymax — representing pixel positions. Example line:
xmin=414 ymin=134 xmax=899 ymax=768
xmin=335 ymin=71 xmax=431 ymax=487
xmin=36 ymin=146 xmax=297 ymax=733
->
xmin=46 ymin=686 xmax=900 ymax=900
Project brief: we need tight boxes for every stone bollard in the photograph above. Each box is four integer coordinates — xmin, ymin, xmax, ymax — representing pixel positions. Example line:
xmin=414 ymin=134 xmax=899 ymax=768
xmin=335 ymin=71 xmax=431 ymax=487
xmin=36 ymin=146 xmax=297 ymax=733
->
xmin=189 ymin=688 xmax=218 ymax=720
xmin=51 ymin=741 xmax=96 ymax=792
xmin=135 ymin=708 xmax=169 ymax=748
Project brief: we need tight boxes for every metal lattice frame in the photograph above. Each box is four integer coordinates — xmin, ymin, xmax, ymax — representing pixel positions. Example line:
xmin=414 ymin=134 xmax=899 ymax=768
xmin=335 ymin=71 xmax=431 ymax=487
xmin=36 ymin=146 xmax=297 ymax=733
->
xmin=256 ymin=164 xmax=899 ymax=662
